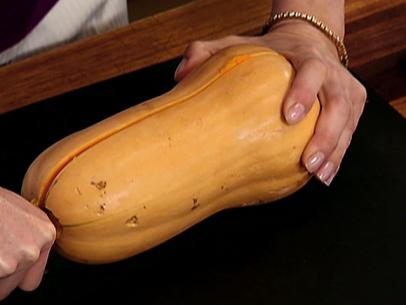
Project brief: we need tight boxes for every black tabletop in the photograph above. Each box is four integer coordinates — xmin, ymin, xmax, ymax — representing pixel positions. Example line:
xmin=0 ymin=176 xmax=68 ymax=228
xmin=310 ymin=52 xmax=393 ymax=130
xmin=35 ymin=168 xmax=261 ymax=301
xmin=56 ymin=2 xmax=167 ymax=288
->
xmin=1 ymin=59 xmax=405 ymax=305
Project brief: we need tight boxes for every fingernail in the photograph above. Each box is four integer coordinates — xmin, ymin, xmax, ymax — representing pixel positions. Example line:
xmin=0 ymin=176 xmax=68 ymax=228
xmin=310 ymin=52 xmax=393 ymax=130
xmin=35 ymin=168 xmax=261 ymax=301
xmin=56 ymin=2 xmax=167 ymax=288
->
xmin=174 ymin=58 xmax=186 ymax=80
xmin=306 ymin=152 xmax=325 ymax=173
xmin=286 ymin=103 xmax=305 ymax=124
xmin=325 ymin=166 xmax=339 ymax=186
xmin=317 ymin=161 xmax=336 ymax=186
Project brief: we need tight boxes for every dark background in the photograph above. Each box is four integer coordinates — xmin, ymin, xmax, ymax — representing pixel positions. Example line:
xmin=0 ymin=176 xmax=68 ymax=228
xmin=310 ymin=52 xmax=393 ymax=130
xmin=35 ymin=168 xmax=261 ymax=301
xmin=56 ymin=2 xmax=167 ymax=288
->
xmin=1 ymin=59 xmax=405 ymax=305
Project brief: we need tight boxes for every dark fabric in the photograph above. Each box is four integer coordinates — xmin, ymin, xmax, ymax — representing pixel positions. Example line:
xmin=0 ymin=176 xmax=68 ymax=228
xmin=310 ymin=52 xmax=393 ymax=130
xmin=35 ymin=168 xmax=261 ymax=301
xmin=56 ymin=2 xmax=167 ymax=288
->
xmin=0 ymin=0 xmax=58 ymax=52
xmin=0 ymin=60 xmax=405 ymax=304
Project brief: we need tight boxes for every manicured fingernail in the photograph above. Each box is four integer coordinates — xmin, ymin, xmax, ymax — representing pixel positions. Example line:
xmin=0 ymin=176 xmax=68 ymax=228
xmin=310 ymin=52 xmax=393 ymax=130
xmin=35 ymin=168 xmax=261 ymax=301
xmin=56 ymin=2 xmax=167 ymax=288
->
xmin=306 ymin=152 xmax=325 ymax=173
xmin=174 ymin=58 xmax=186 ymax=80
xmin=317 ymin=161 xmax=335 ymax=186
xmin=286 ymin=103 xmax=305 ymax=124
xmin=325 ymin=166 xmax=339 ymax=186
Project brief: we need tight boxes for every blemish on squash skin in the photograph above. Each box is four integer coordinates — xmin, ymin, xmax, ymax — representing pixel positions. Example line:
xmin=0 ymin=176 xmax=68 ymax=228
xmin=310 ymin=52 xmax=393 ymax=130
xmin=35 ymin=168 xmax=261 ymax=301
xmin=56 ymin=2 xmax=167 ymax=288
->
xmin=221 ymin=185 xmax=229 ymax=191
xmin=125 ymin=215 xmax=138 ymax=227
xmin=97 ymin=203 xmax=106 ymax=215
xmin=91 ymin=180 xmax=107 ymax=190
xmin=75 ymin=187 xmax=82 ymax=195
xmin=192 ymin=198 xmax=200 ymax=210
xmin=242 ymin=200 xmax=266 ymax=207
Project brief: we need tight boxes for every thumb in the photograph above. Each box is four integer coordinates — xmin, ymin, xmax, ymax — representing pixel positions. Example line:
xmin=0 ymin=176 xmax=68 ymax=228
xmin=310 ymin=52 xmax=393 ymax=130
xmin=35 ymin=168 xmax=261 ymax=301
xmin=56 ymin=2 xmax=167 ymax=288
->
xmin=174 ymin=36 xmax=255 ymax=82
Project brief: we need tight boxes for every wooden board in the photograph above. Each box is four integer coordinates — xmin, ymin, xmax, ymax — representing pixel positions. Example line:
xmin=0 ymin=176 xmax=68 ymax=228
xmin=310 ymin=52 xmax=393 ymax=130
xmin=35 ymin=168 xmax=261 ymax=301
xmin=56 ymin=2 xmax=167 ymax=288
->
xmin=346 ymin=0 xmax=406 ymax=118
xmin=0 ymin=0 xmax=404 ymax=117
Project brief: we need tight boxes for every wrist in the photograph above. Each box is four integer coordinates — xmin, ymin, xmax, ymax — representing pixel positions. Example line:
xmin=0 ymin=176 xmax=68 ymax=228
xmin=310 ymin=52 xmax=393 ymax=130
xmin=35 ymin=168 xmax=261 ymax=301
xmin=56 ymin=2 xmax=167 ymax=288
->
xmin=263 ymin=15 xmax=348 ymax=67
xmin=271 ymin=0 xmax=345 ymax=38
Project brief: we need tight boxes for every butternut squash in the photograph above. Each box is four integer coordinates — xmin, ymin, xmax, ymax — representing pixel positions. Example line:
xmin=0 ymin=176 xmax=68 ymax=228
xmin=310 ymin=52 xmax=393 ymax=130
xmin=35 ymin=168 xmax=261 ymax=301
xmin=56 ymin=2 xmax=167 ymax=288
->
xmin=22 ymin=45 xmax=320 ymax=264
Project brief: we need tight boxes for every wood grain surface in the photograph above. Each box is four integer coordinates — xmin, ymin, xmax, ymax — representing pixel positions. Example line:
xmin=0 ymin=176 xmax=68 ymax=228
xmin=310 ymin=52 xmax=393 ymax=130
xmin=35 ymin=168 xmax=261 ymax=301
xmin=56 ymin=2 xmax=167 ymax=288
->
xmin=345 ymin=0 xmax=406 ymax=117
xmin=0 ymin=0 xmax=404 ymax=117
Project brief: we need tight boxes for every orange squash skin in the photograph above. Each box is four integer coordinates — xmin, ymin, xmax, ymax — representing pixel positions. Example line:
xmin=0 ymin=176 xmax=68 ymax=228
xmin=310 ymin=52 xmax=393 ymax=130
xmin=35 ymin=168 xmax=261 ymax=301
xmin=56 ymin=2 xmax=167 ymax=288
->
xmin=22 ymin=45 xmax=320 ymax=264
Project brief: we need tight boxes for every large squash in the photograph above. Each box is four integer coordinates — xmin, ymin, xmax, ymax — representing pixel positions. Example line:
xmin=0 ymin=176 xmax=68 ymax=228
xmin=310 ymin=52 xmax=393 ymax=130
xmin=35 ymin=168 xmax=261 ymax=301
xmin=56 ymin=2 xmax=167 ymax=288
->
xmin=22 ymin=45 xmax=320 ymax=264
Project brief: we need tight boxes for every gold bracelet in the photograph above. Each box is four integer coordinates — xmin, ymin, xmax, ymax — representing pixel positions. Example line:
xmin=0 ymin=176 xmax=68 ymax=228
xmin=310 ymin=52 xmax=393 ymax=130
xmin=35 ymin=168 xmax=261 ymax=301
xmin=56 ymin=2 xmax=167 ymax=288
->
xmin=262 ymin=11 xmax=349 ymax=68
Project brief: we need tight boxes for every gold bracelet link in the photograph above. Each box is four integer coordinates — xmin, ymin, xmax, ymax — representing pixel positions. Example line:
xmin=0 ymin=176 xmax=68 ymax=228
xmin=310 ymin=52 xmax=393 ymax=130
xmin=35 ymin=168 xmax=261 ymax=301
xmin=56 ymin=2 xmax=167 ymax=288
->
xmin=263 ymin=11 xmax=349 ymax=68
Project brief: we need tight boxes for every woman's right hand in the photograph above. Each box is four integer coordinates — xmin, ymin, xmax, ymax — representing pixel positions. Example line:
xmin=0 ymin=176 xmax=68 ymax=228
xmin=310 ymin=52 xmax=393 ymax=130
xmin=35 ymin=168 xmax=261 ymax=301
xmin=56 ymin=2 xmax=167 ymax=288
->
xmin=0 ymin=187 xmax=56 ymax=300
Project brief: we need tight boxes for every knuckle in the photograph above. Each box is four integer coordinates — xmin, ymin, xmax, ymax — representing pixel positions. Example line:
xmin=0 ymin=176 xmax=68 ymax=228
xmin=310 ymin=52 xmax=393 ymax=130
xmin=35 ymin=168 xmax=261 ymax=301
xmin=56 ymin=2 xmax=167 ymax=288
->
xmin=188 ymin=40 xmax=206 ymax=51
xmin=356 ymin=83 xmax=367 ymax=103
xmin=20 ymin=246 xmax=40 ymax=263
xmin=44 ymin=223 xmax=57 ymax=243
xmin=184 ymin=40 xmax=207 ymax=56
xmin=38 ymin=218 xmax=57 ymax=243
xmin=0 ymin=257 xmax=18 ymax=277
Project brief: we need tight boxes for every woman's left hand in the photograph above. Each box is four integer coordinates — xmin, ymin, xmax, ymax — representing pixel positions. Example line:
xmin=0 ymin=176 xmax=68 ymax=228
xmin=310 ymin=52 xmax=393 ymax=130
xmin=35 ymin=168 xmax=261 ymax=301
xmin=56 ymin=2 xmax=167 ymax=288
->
xmin=174 ymin=25 xmax=366 ymax=185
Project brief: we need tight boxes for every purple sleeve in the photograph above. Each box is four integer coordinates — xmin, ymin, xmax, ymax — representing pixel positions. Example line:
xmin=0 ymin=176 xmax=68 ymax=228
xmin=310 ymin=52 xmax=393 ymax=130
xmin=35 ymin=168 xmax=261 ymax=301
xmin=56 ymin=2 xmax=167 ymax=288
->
xmin=0 ymin=0 xmax=58 ymax=52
